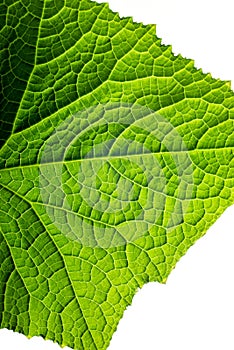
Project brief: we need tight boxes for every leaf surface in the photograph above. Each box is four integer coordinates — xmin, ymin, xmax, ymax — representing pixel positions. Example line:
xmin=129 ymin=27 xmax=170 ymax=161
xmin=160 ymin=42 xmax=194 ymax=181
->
xmin=0 ymin=1 xmax=234 ymax=349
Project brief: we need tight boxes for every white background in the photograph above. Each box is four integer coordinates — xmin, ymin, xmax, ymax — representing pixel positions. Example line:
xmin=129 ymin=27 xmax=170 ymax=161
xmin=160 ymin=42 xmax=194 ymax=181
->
xmin=1 ymin=0 xmax=234 ymax=349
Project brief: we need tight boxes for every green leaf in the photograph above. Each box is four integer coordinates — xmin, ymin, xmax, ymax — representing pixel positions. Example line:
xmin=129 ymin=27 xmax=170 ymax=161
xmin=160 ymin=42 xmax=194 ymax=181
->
xmin=0 ymin=0 xmax=234 ymax=349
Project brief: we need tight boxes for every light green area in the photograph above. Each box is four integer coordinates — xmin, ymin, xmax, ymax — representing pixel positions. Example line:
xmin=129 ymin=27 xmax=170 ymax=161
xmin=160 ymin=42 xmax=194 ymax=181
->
xmin=0 ymin=0 xmax=234 ymax=349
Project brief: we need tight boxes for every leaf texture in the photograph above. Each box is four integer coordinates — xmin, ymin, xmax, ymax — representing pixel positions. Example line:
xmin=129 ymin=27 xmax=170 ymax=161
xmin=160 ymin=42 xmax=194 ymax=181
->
xmin=0 ymin=1 xmax=234 ymax=349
